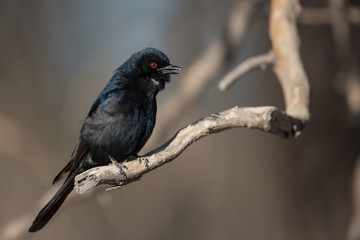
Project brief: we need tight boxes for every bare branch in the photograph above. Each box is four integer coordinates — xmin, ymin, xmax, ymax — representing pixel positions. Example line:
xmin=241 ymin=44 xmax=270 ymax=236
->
xmin=328 ymin=2 xmax=360 ymax=240
xmin=331 ymin=1 xmax=360 ymax=116
xmin=151 ymin=0 xmax=264 ymax=142
xmin=218 ymin=51 xmax=276 ymax=91
xmin=327 ymin=0 xmax=360 ymax=116
xmin=73 ymin=0 xmax=310 ymax=195
xmin=270 ymin=0 xmax=311 ymax=121
xmin=300 ymin=6 xmax=360 ymax=25
xmin=329 ymin=0 xmax=351 ymax=70
xmin=75 ymin=106 xmax=304 ymax=194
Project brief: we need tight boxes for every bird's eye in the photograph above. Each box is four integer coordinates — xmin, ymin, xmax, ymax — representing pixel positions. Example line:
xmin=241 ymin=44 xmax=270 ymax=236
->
xmin=150 ymin=62 xmax=158 ymax=68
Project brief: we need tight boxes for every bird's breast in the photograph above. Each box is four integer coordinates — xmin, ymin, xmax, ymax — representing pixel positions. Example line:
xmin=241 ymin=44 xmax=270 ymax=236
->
xmin=81 ymin=94 xmax=157 ymax=164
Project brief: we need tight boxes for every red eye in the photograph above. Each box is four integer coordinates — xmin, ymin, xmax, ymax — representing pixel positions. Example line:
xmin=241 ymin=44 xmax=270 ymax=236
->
xmin=150 ymin=62 xmax=157 ymax=68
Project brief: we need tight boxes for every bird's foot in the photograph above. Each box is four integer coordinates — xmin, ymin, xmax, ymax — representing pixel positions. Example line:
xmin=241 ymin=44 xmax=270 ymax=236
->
xmin=127 ymin=154 xmax=149 ymax=169
xmin=109 ymin=156 xmax=128 ymax=179
xmin=138 ymin=157 xmax=149 ymax=169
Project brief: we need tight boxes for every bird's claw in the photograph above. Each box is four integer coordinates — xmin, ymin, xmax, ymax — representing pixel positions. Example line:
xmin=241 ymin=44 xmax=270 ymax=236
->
xmin=109 ymin=156 xmax=128 ymax=179
xmin=138 ymin=157 xmax=149 ymax=169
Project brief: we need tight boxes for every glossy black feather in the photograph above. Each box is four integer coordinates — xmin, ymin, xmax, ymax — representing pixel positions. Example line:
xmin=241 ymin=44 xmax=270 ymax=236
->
xmin=29 ymin=48 xmax=180 ymax=232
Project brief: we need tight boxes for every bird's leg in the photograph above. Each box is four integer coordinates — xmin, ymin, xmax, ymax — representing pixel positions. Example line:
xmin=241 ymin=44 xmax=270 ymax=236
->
xmin=108 ymin=156 xmax=128 ymax=179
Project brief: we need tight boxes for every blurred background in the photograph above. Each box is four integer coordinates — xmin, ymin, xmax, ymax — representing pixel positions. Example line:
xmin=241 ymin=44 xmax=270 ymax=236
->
xmin=0 ymin=0 xmax=359 ymax=239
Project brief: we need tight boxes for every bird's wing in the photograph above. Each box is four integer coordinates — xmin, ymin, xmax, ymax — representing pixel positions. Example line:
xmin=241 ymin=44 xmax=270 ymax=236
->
xmin=52 ymin=141 xmax=89 ymax=185
xmin=87 ymin=95 xmax=102 ymax=117
xmin=53 ymin=79 xmax=127 ymax=184
xmin=87 ymin=77 xmax=127 ymax=117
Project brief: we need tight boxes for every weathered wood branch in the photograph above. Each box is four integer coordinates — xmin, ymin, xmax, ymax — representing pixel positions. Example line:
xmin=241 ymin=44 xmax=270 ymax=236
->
xmin=218 ymin=51 xmax=276 ymax=91
xmin=151 ymin=0 xmax=265 ymax=142
xmin=74 ymin=0 xmax=311 ymax=194
xmin=218 ymin=0 xmax=310 ymax=122
xmin=270 ymin=0 xmax=311 ymax=121
xmin=75 ymin=106 xmax=303 ymax=194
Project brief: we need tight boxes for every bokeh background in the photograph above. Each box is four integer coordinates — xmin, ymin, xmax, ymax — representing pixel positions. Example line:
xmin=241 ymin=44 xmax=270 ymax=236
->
xmin=0 ymin=0 xmax=359 ymax=239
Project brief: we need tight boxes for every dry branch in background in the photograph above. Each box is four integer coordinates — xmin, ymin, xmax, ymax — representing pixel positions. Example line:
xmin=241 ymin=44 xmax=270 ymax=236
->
xmin=326 ymin=1 xmax=360 ymax=240
xmin=75 ymin=106 xmax=304 ymax=194
xmin=327 ymin=0 xmax=360 ymax=116
xmin=300 ymin=6 xmax=360 ymax=25
xmin=219 ymin=0 xmax=311 ymax=121
xmin=218 ymin=51 xmax=276 ymax=91
xmin=152 ymin=0 xmax=265 ymax=142
xmin=74 ymin=0 xmax=311 ymax=194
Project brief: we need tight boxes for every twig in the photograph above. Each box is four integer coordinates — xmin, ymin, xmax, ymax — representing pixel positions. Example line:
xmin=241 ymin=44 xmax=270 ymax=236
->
xmin=269 ymin=0 xmax=310 ymax=121
xmin=219 ymin=0 xmax=310 ymax=120
xmin=218 ymin=51 xmax=276 ymax=91
xmin=75 ymin=106 xmax=304 ymax=194
xmin=151 ymin=0 xmax=264 ymax=142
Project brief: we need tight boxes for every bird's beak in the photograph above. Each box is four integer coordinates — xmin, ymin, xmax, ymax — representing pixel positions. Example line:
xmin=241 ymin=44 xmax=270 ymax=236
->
xmin=159 ymin=64 xmax=182 ymax=74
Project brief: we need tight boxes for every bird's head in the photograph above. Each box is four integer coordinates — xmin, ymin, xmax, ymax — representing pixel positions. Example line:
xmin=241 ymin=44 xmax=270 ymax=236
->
xmin=129 ymin=48 xmax=181 ymax=92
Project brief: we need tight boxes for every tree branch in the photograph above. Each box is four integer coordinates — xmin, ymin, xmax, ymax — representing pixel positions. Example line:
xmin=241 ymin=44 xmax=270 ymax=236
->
xmin=75 ymin=106 xmax=304 ymax=194
xmin=74 ymin=0 xmax=311 ymax=195
xmin=300 ymin=6 xmax=360 ymax=25
xmin=270 ymin=0 xmax=311 ymax=121
xmin=151 ymin=0 xmax=265 ymax=142
xmin=218 ymin=51 xmax=276 ymax=91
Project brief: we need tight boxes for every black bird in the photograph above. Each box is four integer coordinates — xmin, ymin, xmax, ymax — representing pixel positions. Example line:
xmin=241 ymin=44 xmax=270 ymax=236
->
xmin=29 ymin=48 xmax=181 ymax=232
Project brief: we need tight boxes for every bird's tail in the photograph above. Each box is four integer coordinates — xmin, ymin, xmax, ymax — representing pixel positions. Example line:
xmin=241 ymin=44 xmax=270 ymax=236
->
xmin=28 ymin=172 xmax=76 ymax=232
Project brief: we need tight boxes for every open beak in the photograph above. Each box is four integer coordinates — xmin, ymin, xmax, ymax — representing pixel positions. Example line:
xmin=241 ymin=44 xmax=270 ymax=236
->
xmin=159 ymin=64 xmax=181 ymax=74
